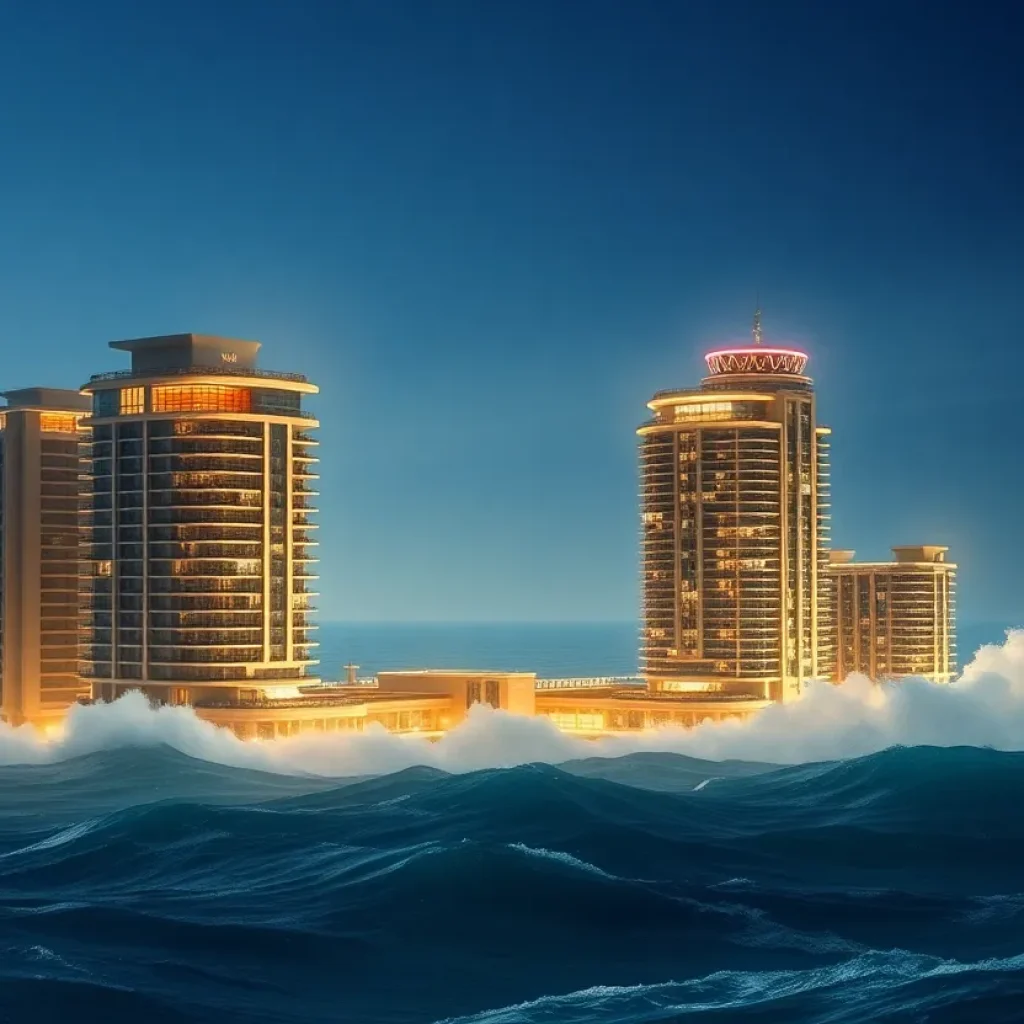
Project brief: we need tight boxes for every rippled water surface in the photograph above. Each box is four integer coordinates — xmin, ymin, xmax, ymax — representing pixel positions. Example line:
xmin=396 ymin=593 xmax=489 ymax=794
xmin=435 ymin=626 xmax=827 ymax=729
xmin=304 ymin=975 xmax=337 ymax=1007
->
xmin=2 ymin=743 xmax=1023 ymax=1023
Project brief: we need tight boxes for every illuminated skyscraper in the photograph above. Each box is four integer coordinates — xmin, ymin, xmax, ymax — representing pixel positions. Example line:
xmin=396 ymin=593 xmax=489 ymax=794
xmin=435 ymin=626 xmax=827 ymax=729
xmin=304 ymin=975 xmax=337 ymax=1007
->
xmin=0 ymin=388 xmax=91 ymax=726
xmin=828 ymin=547 xmax=956 ymax=682
xmin=80 ymin=335 xmax=320 ymax=707
xmin=638 ymin=312 xmax=832 ymax=701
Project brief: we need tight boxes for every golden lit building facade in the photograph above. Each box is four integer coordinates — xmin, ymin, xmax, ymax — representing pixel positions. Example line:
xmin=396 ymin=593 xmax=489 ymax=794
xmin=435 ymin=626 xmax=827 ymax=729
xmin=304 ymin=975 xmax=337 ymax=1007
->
xmin=639 ymin=312 xmax=832 ymax=703
xmin=0 ymin=389 xmax=91 ymax=727
xmin=195 ymin=670 xmax=538 ymax=739
xmin=189 ymin=669 xmax=770 ymax=740
xmin=0 ymin=311 xmax=958 ymax=741
xmin=828 ymin=547 xmax=956 ymax=682
xmin=80 ymin=334 xmax=320 ymax=707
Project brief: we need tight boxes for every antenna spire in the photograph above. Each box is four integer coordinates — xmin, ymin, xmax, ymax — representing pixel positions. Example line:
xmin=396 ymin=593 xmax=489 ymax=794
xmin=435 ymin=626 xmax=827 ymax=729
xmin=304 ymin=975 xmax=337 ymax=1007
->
xmin=752 ymin=301 xmax=763 ymax=346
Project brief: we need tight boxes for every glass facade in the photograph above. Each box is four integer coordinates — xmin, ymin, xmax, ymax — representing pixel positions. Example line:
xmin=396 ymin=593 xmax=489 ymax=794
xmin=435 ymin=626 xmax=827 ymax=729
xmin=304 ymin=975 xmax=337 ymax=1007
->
xmin=152 ymin=385 xmax=251 ymax=413
xmin=81 ymin=359 xmax=320 ymax=700
xmin=815 ymin=431 xmax=836 ymax=679
xmin=0 ymin=401 xmax=90 ymax=724
xmin=830 ymin=556 xmax=956 ymax=683
xmin=640 ymin=352 xmax=829 ymax=701
xmin=269 ymin=423 xmax=287 ymax=661
xmin=38 ymin=431 xmax=84 ymax=703
xmin=0 ymin=430 xmax=4 ymax=705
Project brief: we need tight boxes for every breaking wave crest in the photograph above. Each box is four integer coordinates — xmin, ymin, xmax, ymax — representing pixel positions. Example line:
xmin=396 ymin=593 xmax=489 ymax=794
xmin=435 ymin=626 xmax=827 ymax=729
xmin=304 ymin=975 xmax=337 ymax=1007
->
xmin=1 ymin=633 xmax=1024 ymax=1021
xmin=435 ymin=951 xmax=1024 ymax=1023
xmin=1 ymin=744 xmax=1024 ymax=1021
xmin=2 ymin=630 xmax=1024 ymax=776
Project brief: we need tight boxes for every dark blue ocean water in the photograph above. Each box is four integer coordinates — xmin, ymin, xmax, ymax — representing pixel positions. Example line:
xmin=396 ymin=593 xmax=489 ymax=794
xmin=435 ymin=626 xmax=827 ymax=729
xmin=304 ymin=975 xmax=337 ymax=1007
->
xmin=2 ymin=744 xmax=1024 ymax=1022
xmin=1 ymin=622 xmax=1021 ymax=1023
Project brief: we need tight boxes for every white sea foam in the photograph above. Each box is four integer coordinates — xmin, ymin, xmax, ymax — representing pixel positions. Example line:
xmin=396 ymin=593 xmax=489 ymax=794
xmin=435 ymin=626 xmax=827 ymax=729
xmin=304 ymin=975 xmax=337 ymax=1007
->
xmin=507 ymin=843 xmax=615 ymax=879
xmin=431 ymin=951 xmax=1024 ymax=1023
xmin=3 ymin=630 xmax=1024 ymax=776
xmin=4 ymin=819 xmax=98 ymax=858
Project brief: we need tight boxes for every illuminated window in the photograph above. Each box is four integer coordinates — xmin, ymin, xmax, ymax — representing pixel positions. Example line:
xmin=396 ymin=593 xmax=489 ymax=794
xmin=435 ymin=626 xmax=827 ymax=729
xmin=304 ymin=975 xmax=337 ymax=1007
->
xmin=152 ymin=386 xmax=251 ymax=413
xmin=660 ymin=681 xmax=714 ymax=694
xmin=119 ymin=387 xmax=145 ymax=415
xmin=673 ymin=401 xmax=736 ymax=423
xmin=545 ymin=712 xmax=578 ymax=730
xmin=39 ymin=413 xmax=81 ymax=433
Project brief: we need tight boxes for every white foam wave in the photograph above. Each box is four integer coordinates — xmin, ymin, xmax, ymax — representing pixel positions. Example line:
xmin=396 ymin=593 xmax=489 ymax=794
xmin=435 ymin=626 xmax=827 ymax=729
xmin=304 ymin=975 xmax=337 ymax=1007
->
xmin=3 ymin=630 xmax=1024 ymax=777
xmin=431 ymin=950 xmax=1024 ymax=1023
xmin=3 ymin=819 xmax=98 ymax=859
xmin=507 ymin=843 xmax=616 ymax=879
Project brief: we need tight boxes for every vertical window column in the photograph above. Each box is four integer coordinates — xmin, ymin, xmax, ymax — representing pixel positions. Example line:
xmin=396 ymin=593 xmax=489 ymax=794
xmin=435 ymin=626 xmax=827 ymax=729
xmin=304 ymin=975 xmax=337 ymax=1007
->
xmin=115 ymin=422 xmax=144 ymax=679
xmin=84 ymin=425 xmax=114 ymax=681
xmin=268 ymin=425 xmax=287 ymax=661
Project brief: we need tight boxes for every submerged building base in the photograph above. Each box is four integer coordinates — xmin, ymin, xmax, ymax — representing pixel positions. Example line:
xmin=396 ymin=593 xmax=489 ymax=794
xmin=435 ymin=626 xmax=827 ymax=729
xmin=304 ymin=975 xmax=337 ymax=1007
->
xmin=34 ymin=671 xmax=770 ymax=739
xmin=185 ymin=670 xmax=770 ymax=740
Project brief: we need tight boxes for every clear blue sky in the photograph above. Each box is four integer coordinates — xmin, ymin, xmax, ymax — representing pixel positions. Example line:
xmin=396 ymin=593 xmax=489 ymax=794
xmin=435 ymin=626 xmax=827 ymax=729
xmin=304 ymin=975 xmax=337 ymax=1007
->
xmin=0 ymin=0 xmax=1019 ymax=624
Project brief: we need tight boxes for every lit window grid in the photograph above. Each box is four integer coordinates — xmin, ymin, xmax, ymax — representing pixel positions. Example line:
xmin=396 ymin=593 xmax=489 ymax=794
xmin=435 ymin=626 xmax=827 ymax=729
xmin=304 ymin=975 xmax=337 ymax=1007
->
xmin=152 ymin=386 xmax=252 ymax=414
xmin=80 ymin=418 xmax=319 ymax=687
xmin=39 ymin=413 xmax=84 ymax=434
xmin=119 ymin=387 xmax=145 ymax=415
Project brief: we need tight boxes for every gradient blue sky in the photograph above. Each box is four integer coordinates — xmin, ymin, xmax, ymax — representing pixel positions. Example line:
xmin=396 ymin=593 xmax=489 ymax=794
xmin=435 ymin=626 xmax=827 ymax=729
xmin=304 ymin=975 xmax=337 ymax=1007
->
xmin=0 ymin=0 xmax=1019 ymax=624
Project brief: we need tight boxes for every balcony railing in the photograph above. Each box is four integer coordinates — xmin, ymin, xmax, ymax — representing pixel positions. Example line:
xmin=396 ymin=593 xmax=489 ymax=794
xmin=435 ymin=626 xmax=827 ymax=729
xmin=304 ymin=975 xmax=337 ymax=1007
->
xmin=535 ymin=676 xmax=643 ymax=690
xmin=88 ymin=365 xmax=309 ymax=384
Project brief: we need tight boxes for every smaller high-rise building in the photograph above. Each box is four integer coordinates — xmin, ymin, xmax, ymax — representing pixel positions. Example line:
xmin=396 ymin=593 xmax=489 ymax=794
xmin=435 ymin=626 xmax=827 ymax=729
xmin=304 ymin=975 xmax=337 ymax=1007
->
xmin=828 ymin=546 xmax=956 ymax=683
xmin=0 ymin=388 xmax=91 ymax=727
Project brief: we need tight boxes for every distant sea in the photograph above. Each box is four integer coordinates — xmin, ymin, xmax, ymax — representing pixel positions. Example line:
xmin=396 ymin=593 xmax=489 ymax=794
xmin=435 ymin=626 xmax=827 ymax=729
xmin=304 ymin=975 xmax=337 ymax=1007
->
xmin=314 ymin=619 xmax=1016 ymax=682
xmin=315 ymin=621 xmax=640 ymax=681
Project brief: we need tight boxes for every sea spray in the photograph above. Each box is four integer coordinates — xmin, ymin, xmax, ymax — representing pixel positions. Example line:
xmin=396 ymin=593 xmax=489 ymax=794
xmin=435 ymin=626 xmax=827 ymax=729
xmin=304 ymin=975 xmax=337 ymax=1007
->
xmin=4 ymin=630 xmax=1024 ymax=776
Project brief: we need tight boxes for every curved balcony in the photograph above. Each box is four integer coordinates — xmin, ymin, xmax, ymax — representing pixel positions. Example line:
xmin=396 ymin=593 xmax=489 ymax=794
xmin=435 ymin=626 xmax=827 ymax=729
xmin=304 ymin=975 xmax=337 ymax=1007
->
xmin=148 ymin=442 xmax=262 ymax=457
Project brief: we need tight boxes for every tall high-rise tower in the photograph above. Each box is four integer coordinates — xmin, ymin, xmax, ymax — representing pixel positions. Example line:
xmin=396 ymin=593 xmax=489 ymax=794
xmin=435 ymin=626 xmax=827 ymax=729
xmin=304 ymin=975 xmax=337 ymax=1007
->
xmin=80 ymin=335 xmax=320 ymax=707
xmin=0 ymin=388 xmax=91 ymax=727
xmin=638 ymin=313 xmax=832 ymax=702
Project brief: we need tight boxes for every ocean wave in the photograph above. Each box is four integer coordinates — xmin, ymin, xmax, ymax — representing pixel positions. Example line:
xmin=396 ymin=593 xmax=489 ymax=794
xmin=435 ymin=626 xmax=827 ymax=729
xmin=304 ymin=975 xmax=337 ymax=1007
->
xmin=2 ymin=636 xmax=1024 ymax=1019
xmin=0 ymin=631 xmax=1022 ymax=780
xmin=0 ymin=756 xmax=1019 ymax=1021
xmin=434 ymin=950 xmax=1024 ymax=1023
xmin=507 ymin=843 xmax=618 ymax=880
